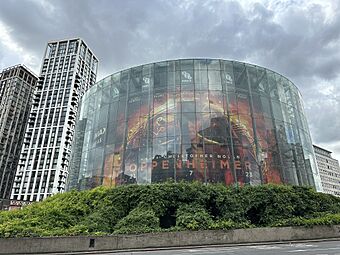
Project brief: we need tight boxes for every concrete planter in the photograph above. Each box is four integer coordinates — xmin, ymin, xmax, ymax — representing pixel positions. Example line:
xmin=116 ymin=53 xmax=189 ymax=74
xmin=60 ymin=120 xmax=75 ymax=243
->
xmin=1 ymin=225 xmax=340 ymax=254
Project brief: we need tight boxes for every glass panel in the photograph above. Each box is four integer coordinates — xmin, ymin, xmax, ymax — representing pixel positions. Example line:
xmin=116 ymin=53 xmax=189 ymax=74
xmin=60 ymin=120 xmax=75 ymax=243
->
xmin=233 ymin=62 xmax=249 ymax=91
xmin=221 ymin=60 xmax=235 ymax=91
xmin=207 ymin=59 xmax=221 ymax=70
xmin=267 ymin=70 xmax=279 ymax=100
xmin=194 ymin=69 xmax=208 ymax=90
xmin=252 ymin=94 xmax=271 ymax=118
xmin=180 ymin=60 xmax=194 ymax=90
xmin=194 ymin=59 xmax=208 ymax=69
xmin=181 ymin=59 xmax=194 ymax=71
xmin=129 ymin=66 xmax=142 ymax=94
xmin=154 ymin=62 xmax=167 ymax=90
xmin=118 ymin=71 xmax=128 ymax=95
xmin=208 ymin=70 xmax=222 ymax=90
xmin=271 ymin=100 xmax=284 ymax=121
xmin=237 ymin=93 xmax=251 ymax=115
xmin=209 ymin=91 xmax=224 ymax=115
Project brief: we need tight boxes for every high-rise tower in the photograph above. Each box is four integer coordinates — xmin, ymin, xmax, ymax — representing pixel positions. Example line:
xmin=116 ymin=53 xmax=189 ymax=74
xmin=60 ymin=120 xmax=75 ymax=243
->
xmin=313 ymin=145 xmax=340 ymax=196
xmin=11 ymin=38 xmax=98 ymax=201
xmin=0 ymin=65 xmax=37 ymax=201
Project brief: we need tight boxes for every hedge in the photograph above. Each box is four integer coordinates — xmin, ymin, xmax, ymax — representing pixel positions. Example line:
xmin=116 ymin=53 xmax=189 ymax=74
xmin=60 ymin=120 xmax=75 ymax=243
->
xmin=1 ymin=182 xmax=340 ymax=237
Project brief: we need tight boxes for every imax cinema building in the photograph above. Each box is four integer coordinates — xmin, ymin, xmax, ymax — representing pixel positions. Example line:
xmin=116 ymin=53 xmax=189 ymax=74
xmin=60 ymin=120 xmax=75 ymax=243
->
xmin=67 ymin=59 xmax=322 ymax=191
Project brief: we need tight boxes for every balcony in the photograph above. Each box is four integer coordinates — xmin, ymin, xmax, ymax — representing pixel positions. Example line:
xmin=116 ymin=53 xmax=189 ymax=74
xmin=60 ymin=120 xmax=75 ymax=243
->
xmin=23 ymin=138 xmax=30 ymax=144
xmin=70 ymin=100 xmax=78 ymax=107
xmin=61 ymin=160 xmax=69 ymax=167
xmin=66 ymin=130 xmax=74 ymax=138
xmin=33 ymin=95 xmax=40 ymax=102
xmin=36 ymin=78 xmax=44 ymax=89
xmin=67 ymin=119 xmax=75 ymax=125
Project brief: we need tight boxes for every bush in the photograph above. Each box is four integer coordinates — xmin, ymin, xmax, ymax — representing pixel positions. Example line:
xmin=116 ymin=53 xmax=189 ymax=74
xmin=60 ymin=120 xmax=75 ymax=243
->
xmin=114 ymin=206 xmax=160 ymax=234
xmin=176 ymin=204 xmax=213 ymax=230
xmin=1 ymin=182 xmax=340 ymax=237
xmin=209 ymin=219 xmax=253 ymax=230
xmin=271 ymin=213 xmax=340 ymax=227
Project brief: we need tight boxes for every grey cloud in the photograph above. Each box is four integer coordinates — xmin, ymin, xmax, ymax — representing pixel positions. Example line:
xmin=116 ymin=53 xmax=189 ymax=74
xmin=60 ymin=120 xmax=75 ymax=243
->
xmin=0 ymin=0 xmax=340 ymax=158
xmin=0 ymin=48 xmax=5 ymax=70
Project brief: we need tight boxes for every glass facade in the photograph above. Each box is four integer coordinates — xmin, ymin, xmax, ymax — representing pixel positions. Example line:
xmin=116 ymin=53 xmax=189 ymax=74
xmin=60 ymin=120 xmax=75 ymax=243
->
xmin=68 ymin=59 xmax=322 ymax=191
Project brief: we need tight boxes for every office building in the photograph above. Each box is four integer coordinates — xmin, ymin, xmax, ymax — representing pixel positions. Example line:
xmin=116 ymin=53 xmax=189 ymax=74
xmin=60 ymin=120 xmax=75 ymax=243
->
xmin=314 ymin=145 xmax=340 ymax=196
xmin=0 ymin=65 xmax=37 ymax=202
xmin=11 ymin=38 xmax=98 ymax=202
xmin=68 ymin=59 xmax=322 ymax=191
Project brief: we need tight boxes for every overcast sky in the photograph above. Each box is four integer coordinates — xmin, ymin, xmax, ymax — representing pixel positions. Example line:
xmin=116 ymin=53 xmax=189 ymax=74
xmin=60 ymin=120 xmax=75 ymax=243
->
xmin=0 ymin=0 xmax=339 ymax=160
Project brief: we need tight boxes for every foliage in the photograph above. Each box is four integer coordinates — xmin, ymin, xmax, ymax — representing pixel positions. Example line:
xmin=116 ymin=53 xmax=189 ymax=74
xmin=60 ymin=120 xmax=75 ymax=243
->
xmin=1 ymin=182 xmax=340 ymax=237
xmin=176 ymin=204 xmax=213 ymax=230
xmin=271 ymin=213 xmax=340 ymax=227
xmin=114 ymin=206 xmax=160 ymax=234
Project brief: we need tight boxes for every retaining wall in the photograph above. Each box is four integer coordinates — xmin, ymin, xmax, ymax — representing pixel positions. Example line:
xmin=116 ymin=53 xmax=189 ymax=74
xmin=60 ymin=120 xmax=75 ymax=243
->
xmin=1 ymin=225 xmax=340 ymax=254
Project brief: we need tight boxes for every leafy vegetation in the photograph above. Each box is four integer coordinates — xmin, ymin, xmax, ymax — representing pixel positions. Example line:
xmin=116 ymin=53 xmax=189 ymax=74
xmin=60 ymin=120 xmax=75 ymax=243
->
xmin=1 ymin=182 xmax=340 ymax=237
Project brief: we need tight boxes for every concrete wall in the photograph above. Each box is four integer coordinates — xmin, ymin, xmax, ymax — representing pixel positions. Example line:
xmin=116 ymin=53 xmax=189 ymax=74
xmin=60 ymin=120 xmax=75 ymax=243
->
xmin=1 ymin=225 xmax=340 ymax=254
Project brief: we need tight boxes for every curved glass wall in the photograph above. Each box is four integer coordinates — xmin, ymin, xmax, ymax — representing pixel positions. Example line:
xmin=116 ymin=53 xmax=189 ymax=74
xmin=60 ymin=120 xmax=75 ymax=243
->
xmin=68 ymin=59 xmax=322 ymax=191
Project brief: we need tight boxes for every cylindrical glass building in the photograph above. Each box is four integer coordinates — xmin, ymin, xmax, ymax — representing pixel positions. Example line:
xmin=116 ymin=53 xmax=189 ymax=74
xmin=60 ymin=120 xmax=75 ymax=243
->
xmin=68 ymin=59 xmax=322 ymax=191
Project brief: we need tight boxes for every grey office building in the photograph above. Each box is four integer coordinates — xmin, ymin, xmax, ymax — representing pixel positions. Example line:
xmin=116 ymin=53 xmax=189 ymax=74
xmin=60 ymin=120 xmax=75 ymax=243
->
xmin=0 ymin=65 xmax=37 ymax=201
xmin=314 ymin=145 xmax=340 ymax=196
xmin=11 ymin=38 xmax=98 ymax=202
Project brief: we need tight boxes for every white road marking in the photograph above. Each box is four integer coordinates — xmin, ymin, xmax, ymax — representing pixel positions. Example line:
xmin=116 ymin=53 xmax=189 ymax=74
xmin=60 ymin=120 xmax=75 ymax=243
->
xmin=249 ymin=245 xmax=282 ymax=250
xmin=288 ymin=247 xmax=340 ymax=253
xmin=287 ymin=249 xmax=308 ymax=252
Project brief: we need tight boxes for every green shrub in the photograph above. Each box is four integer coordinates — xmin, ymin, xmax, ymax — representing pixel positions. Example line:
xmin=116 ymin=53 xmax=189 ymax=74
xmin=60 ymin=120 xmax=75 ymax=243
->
xmin=113 ymin=206 xmax=160 ymax=234
xmin=1 ymin=182 xmax=340 ymax=237
xmin=176 ymin=204 xmax=213 ymax=230
xmin=208 ymin=219 xmax=253 ymax=230
xmin=272 ymin=213 xmax=340 ymax=227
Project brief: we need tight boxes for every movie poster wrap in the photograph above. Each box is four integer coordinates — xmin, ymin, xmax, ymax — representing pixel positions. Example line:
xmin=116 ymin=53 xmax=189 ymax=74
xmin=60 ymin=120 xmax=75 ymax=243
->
xmin=101 ymin=87 xmax=283 ymax=187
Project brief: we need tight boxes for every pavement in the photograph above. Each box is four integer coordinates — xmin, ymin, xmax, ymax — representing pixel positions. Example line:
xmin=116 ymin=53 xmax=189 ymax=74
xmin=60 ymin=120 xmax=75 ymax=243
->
xmin=42 ymin=239 xmax=340 ymax=255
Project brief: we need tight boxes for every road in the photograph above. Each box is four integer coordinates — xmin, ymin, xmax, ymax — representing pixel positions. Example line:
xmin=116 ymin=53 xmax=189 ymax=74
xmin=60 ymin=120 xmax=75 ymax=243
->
xmin=76 ymin=240 xmax=340 ymax=255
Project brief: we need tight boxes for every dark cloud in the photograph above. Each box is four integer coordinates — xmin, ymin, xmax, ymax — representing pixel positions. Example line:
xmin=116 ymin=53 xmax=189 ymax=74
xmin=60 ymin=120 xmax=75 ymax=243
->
xmin=0 ymin=0 xmax=339 ymax=159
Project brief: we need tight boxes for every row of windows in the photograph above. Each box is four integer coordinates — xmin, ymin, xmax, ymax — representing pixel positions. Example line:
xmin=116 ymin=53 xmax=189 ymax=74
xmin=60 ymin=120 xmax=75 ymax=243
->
xmin=28 ymin=107 xmax=68 ymax=129
xmin=316 ymin=157 xmax=340 ymax=167
xmin=19 ymin=148 xmax=60 ymax=170
xmin=42 ymin=55 xmax=77 ymax=75
xmin=0 ymin=67 xmax=36 ymax=85
xmin=322 ymin=182 xmax=340 ymax=190
xmin=24 ymin=125 xmax=64 ymax=148
xmin=42 ymin=73 xmax=74 ymax=90
xmin=320 ymin=175 xmax=340 ymax=184
xmin=47 ymin=41 xmax=97 ymax=74
xmin=12 ymin=194 xmax=51 ymax=202
xmin=48 ymin=41 xmax=78 ymax=57
xmin=83 ymin=93 xmax=306 ymax=128
xmin=91 ymin=71 xmax=298 ymax=106
xmin=89 ymin=60 xmax=301 ymax=105
xmin=319 ymin=168 xmax=340 ymax=178
xmin=314 ymin=147 xmax=332 ymax=157
xmin=2 ymin=79 xmax=33 ymax=99
xmin=13 ymin=169 xmax=55 ymax=189
xmin=0 ymin=78 xmax=33 ymax=100
xmin=34 ymin=88 xmax=71 ymax=109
